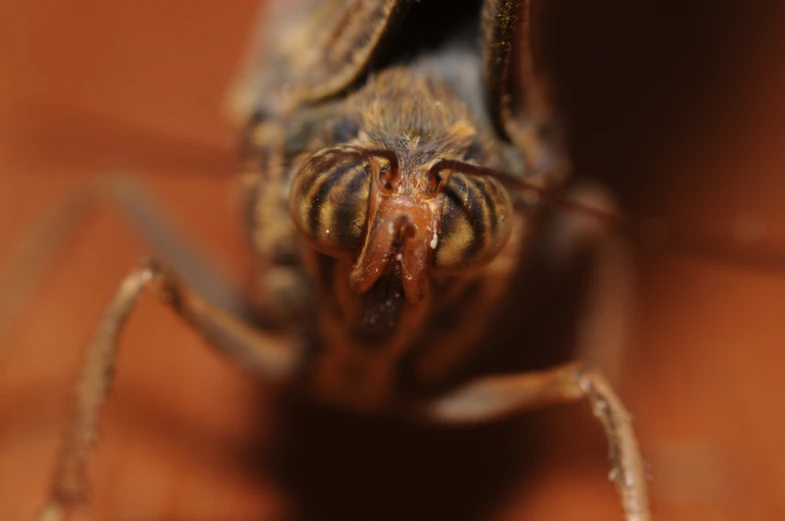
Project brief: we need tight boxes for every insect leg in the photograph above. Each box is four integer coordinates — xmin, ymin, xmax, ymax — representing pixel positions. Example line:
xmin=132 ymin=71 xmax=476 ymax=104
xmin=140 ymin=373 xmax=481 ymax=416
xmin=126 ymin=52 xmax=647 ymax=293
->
xmin=530 ymin=182 xmax=635 ymax=383
xmin=571 ymin=198 xmax=634 ymax=385
xmin=35 ymin=258 xmax=301 ymax=521
xmin=0 ymin=175 xmax=255 ymax=345
xmin=420 ymin=362 xmax=650 ymax=521
xmin=0 ymin=184 xmax=92 ymax=346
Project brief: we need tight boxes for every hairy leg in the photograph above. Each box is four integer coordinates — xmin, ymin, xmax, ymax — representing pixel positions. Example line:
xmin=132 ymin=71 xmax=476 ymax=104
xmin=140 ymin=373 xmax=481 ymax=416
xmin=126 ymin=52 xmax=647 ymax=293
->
xmin=419 ymin=361 xmax=650 ymax=521
xmin=36 ymin=258 xmax=302 ymax=521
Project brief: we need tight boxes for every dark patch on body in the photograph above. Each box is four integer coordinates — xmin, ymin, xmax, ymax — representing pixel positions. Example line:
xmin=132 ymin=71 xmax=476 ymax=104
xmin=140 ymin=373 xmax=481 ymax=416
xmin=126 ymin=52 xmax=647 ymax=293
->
xmin=329 ymin=167 xmax=372 ymax=249
xmin=462 ymin=177 xmax=487 ymax=259
xmin=306 ymin=161 xmax=356 ymax=235
xmin=331 ymin=117 xmax=362 ymax=142
xmin=354 ymin=274 xmax=406 ymax=345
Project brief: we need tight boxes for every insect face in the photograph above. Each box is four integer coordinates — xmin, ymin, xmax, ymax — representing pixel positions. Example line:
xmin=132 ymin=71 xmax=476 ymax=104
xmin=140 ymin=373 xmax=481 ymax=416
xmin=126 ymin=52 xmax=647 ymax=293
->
xmin=290 ymin=142 xmax=514 ymax=307
xmin=289 ymin=76 xmax=516 ymax=314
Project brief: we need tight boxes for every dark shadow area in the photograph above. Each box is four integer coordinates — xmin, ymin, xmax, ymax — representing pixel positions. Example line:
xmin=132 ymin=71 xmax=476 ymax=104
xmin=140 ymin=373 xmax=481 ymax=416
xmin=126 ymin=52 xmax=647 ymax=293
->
xmin=266 ymin=391 xmax=534 ymax=521
xmin=541 ymin=1 xmax=782 ymax=215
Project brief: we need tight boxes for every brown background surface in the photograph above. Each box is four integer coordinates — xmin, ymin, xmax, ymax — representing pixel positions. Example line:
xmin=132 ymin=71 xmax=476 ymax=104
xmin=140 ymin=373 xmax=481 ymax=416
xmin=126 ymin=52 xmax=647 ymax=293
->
xmin=1 ymin=1 xmax=785 ymax=520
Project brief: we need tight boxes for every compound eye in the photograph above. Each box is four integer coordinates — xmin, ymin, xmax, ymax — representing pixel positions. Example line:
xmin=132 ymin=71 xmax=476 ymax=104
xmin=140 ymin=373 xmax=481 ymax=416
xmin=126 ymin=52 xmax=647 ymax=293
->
xmin=432 ymin=173 xmax=513 ymax=272
xmin=289 ymin=147 xmax=373 ymax=256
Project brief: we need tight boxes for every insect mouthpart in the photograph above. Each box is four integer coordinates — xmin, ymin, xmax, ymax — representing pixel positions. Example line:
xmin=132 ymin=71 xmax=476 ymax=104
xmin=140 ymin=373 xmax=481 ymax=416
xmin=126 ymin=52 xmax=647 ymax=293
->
xmin=349 ymin=197 xmax=435 ymax=304
xmin=290 ymin=145 xmax=446 ymax=305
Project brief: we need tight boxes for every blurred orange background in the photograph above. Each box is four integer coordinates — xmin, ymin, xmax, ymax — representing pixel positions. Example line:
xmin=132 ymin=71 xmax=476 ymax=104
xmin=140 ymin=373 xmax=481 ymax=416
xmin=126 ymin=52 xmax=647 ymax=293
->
xmin=1 ymin=1 xmax=785 ymax=520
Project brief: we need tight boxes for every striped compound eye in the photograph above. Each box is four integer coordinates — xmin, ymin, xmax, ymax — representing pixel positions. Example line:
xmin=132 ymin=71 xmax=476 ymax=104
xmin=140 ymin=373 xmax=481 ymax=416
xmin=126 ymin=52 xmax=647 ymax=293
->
xmin=432 ymin=172 xmax=513 ymax=272
xmin=290 ymin=147 xmax=373 ymax=256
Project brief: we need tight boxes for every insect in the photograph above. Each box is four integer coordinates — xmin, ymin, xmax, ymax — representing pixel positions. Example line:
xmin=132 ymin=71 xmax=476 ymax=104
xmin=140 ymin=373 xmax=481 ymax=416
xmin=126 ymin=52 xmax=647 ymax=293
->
xmin=20 ymin=1 xmax=651 ymax=519
xmin=7 ymin=1 xmax=784 ymax=520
